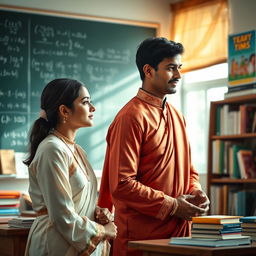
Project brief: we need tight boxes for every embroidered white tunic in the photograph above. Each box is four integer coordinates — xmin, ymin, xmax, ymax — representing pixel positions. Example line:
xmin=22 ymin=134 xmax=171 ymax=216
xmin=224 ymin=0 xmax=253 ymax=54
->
xmin=25 ymin=133 xmax=109 ymax=256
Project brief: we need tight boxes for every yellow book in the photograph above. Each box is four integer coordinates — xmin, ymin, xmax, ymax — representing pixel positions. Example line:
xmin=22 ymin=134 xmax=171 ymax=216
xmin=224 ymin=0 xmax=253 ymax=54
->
xmin=192 ymin=215 xmax=242 ymax=224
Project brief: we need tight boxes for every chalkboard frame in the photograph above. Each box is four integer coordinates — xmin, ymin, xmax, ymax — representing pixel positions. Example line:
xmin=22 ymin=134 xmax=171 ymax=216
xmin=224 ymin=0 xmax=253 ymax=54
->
xmin=0 ymin=4 xmax=160 ymax=32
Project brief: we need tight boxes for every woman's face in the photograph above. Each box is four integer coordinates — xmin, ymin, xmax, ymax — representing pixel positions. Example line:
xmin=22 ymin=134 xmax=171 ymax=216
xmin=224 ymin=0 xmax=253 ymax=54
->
xmin=67 ymin=86 xmax=96 ymax=128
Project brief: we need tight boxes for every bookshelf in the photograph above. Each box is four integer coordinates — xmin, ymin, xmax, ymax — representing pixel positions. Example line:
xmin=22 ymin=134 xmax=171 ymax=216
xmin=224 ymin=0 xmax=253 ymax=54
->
xmin=207 ymin=94 xmax=256 ymax=215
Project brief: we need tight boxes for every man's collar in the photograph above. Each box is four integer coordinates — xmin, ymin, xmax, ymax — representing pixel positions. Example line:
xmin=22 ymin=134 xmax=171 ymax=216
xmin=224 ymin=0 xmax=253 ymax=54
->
xmin=136 ymin=88 xmax=166 ymax=108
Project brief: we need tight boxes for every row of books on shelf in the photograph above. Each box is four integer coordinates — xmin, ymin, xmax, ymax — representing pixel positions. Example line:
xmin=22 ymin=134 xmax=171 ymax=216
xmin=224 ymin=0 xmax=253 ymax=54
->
xmin=170 ymin=215 xmax=256 ymax=247
xmin=210 ymin=186 xmax=256 ymax=216
xmin=228 ymin=189 xmax=256 ymax=216
xmin=224 ymin=84 xmax=256 ymax=99
xmin=212 ymin=141 xmax=256 ymax=179
xmin=215 ymin=103 xmax=256 ymax=135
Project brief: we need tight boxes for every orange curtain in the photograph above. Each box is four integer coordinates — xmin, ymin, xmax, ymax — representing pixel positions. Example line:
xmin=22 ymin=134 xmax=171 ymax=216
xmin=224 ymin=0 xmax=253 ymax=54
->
xmin=170 ymin=0 xmax=228 ymax=72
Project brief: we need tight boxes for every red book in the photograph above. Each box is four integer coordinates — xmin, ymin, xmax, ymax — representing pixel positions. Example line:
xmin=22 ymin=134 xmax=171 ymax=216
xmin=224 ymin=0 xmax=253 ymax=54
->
xmin=0 ymin=204 xmax=20 ymax=208
xmin=237 ymin=150 xmax=256 ymax=179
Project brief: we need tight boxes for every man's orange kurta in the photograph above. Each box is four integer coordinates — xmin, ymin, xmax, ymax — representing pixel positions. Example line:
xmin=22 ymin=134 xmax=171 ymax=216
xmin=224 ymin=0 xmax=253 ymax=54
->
xmin=98 ymin=89 xmax=201 ymax=256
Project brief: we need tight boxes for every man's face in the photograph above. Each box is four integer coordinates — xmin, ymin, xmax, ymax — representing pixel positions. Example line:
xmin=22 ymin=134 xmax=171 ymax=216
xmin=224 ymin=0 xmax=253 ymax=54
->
xmin=150 ymin=55 xmax=182 ymax=98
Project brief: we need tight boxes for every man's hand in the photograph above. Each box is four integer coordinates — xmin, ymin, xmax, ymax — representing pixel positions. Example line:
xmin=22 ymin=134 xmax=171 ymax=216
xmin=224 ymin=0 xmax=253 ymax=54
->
xmin=104 ymin=221 xmax=117 ymax=240
xmin=189 ymin=190 xmax=210 ymax=212
xmin=95 ymin=206 xmax=114 ymax=225
xmin=174 ymin=194 xmax=208 ymax=221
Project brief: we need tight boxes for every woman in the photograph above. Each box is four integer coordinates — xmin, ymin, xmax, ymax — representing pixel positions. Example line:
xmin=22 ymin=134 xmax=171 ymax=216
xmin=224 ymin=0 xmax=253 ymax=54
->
xmin=24 ymin=78 xmax=117 ymax=255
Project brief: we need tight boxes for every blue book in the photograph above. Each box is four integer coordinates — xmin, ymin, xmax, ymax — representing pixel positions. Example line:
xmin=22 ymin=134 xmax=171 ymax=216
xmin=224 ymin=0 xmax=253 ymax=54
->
xmin=192 ymin=222 xmax=241 ymax=230
xmin=0 ymin=208 xmax=19 ymax=215
xmin=240 ymin=216 xmax=256 ymax=223
xmin=169 ymin=236 xmax=251 ymax=247
xmin=220 ymin=228 xmax=242 ymax=233
xmin=192 ymin=228 xmax=242 ymax=235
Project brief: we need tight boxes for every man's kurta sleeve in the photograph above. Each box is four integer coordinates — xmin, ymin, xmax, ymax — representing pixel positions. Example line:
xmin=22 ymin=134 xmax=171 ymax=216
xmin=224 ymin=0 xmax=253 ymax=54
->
xmin=32 ymin=143 xmax=105 ymax=254
xmin=107 ymin=115 xmax=176 ymax=220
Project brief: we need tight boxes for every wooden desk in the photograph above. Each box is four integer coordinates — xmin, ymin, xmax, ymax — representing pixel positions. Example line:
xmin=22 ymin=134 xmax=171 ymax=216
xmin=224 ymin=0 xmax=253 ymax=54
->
xmin=0 ymin=224 xmax=29 ymax=256
xmin=128 ymin=239 xmax=256 ymax=256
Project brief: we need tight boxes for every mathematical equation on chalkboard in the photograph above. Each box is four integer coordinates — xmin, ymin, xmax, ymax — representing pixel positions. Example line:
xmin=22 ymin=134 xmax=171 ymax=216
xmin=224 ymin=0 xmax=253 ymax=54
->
xmin=0 ymin=113 xmax=28 ymax=147
xmin=0 ymin=14 xmax=132 ymax=151
xmin=0 ymin=20 xmax=130 ymax=81
xmin=0 ymin=8 xmax=156 ymax=162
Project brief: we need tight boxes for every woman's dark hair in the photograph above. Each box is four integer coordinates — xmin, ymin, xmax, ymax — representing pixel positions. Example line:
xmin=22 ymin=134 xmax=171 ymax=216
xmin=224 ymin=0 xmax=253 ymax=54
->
xmin=23 ymin=78 xmax=83 ymax=166
xmin=136 ymin=37 xmax=184 ymax=81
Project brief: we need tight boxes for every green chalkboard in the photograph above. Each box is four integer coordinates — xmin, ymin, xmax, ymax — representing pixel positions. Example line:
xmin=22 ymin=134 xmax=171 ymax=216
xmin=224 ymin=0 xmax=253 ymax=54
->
xmin=0 ymin=6 xmax=157 ymax=170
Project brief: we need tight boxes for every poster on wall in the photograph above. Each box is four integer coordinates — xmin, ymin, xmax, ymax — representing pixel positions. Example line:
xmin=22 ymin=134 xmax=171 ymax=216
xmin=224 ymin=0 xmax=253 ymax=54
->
xmin=228 ymin=30 xmax=255 ymax=88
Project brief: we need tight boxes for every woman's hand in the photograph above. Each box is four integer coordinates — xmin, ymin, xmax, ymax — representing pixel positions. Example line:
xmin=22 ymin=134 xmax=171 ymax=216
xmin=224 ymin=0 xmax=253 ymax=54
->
xmin=95 ymin=206 xmax=114 ymax=225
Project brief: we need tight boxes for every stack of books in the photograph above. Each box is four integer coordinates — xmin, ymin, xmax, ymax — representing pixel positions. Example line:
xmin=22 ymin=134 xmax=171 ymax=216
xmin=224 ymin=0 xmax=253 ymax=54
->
xmin=241 ymin=216 xmax=256 ymax=241
xmin=0 ymin=190 xmax=21 ymax=223
xmin=8 ymin=217 xmax=35 ymax=228
xmin=191 ymin=215 xmax=242 ymax=239
xmin=169 ymin=215 xmax=251 ymax=247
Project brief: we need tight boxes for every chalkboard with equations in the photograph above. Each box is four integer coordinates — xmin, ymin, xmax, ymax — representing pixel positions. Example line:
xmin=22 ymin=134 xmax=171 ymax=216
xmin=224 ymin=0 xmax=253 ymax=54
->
xmin=0 ymin=5 xmax=158 ymax=170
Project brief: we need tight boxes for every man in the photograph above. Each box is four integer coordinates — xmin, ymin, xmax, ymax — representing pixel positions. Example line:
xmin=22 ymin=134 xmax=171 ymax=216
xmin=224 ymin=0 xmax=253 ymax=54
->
xmin=98 ymin=37 xmax=210 ymax=256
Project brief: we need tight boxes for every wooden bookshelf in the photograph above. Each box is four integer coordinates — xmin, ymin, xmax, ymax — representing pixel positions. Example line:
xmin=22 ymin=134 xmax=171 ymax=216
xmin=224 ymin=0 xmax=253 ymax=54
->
xmin=211 ymin=133 xmax=256 ymax=140
xmin=207 ymin=94 xmax=256 ymax=215
xmin=211 ymin=178 xmax=256 ymax=184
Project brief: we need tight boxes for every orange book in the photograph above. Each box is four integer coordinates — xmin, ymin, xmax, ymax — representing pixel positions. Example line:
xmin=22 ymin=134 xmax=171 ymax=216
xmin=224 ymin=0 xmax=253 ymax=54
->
xmin=192 ymin=215 xmax=242 ymax=224
xmin=0 ymin=191 xmax=21 ymax=198
xmin=0 ymin=195 xmax=20 ymax=199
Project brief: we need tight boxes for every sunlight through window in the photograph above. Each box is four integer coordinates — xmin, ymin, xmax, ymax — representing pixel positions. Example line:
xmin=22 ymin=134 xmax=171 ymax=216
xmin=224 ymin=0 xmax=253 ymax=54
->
xmin=182 ymin=64 xmax=228 ymax=174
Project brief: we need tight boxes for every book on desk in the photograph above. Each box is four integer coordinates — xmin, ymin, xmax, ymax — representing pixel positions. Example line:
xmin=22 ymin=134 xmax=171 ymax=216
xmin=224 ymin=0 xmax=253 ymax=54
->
xmin=169 ymin=236 xmax=251 ymax=247
xmin=192 ymin=215 xmax=242 ymax=224
xmin=8 ymin=217 xmax=35 ymax=228
xmin=241 ymin=216 xmax=256 ymax=241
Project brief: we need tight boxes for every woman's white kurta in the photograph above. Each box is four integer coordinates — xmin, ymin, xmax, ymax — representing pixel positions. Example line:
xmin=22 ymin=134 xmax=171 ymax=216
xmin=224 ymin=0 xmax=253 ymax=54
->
xmin=25 ymin=134 xmax=109 ymax=256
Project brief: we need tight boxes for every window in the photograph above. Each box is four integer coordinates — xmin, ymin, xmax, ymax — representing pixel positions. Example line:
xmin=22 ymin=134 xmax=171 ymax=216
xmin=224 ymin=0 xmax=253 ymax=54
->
xmin=182 ymin=63 xmax=228 ymax=173
xmin=170 ymin=0 xmax=228 ymax=72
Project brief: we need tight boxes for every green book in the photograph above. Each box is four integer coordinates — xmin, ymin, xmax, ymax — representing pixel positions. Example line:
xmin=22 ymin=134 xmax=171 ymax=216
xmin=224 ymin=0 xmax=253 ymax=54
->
xmin=215 ymin=106 xmax=221 ymax=135
xmin=232 ymin=145 xmax=247 ymax=178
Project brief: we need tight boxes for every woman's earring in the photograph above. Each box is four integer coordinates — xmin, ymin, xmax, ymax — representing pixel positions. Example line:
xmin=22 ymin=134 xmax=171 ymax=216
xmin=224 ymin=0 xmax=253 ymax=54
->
xmin=63 ymin=116 xmax=67 ymax=124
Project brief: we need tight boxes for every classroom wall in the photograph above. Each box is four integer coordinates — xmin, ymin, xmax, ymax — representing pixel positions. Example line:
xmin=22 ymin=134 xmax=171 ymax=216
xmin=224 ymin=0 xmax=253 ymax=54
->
xmin=229 ymin=0 xmax=256 ymax=34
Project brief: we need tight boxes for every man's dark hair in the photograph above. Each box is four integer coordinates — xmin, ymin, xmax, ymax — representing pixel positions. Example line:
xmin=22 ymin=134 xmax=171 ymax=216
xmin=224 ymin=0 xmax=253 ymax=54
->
xmin=136 ymin=37 xmax=184 ymax=81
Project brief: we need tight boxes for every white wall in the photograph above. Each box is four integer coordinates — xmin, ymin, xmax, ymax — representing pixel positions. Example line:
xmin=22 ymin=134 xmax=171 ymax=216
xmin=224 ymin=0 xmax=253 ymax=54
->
xmin=0 ymin=0 xmax=174 ymax=38
xmin=229 ymin=0 xmax=256 ymax=34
